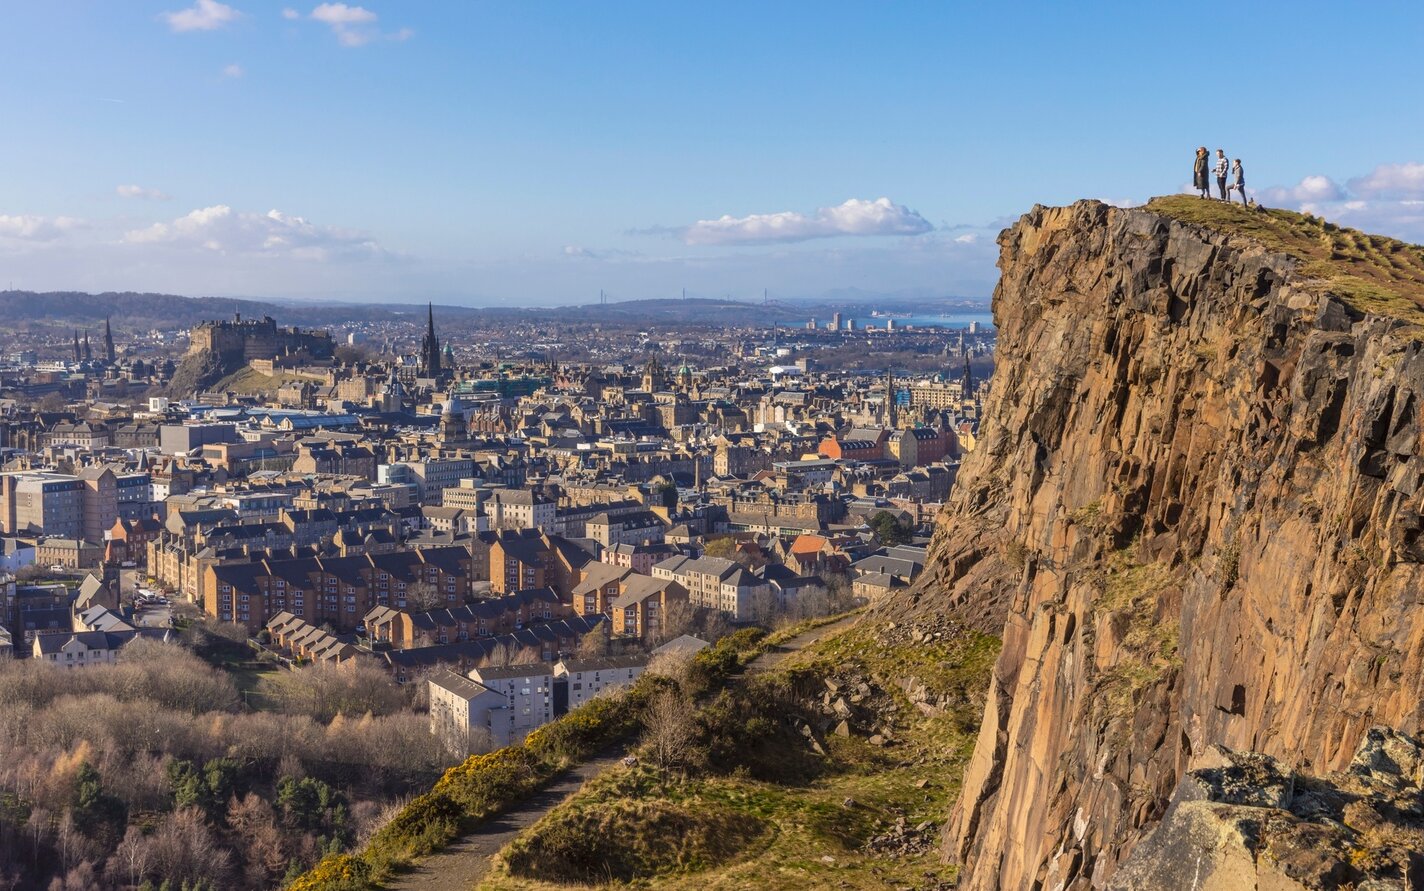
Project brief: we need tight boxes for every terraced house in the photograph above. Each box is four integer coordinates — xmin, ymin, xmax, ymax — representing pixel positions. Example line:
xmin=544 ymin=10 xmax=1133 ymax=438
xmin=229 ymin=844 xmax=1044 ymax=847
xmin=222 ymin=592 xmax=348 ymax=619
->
xmin=362 ymin=586 xmax=570 ymax=648
xmin=203 ymin=544 xmax=473 ymax=632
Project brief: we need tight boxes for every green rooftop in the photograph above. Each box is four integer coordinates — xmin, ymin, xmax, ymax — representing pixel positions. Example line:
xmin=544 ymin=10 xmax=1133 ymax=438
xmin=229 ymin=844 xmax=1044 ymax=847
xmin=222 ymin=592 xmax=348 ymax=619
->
xmin=1145 ymin=195 xmax=1424 ymax=325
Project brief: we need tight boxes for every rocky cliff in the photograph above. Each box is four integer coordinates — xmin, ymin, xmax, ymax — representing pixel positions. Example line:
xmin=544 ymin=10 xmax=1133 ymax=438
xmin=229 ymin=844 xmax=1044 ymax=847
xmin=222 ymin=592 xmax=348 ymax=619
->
xmin=902 ymin=198 xmax=1424 ymax=889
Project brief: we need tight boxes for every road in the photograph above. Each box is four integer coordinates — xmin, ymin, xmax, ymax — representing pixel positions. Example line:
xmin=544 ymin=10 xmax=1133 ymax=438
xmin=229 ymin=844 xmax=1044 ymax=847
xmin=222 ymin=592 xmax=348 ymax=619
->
xmin=134 ymin=604 xmax=172 ymax=628
xmin=387 ymin=613 xmax=862 ymax=890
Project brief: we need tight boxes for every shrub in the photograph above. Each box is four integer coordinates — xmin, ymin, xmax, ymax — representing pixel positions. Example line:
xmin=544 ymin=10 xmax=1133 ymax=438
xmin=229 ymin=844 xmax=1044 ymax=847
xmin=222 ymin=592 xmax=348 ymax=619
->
xmin=362 ymin=790 xmax=464 ymax=869
xmin=285 ymin=853 xmax=372 ymax=891
xmin=525 ymin=694 xmax=637 ymax=765
xmin=433 ymin=748 xmax=540 ymax=815
xmin=502 ymin=794 xmax=763 ymax=883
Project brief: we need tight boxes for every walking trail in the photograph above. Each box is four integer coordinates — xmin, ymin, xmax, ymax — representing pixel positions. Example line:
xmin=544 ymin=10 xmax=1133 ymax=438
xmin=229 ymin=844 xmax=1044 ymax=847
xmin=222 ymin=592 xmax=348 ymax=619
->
xmin=386 ymin=613 xmax=862 ymax=890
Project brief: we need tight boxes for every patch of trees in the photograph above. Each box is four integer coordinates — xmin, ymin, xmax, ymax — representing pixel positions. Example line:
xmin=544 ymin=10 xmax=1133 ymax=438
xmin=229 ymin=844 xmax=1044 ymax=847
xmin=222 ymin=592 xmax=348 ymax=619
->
xmin=0 ymin=640 xmax=447 ymax=890
xmin=870 ymin=510 xmax=913 ymax=546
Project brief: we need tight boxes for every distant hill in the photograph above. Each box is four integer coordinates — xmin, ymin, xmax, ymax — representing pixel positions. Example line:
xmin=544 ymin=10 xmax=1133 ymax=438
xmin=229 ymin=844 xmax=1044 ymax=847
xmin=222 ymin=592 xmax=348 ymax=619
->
xmin=0 ymin=290 xmax=488 ymax=331
xmin=0 ymin=290 xmax=990 ymax=332
xmin=0 ymin=290 xmax=284 ymax=330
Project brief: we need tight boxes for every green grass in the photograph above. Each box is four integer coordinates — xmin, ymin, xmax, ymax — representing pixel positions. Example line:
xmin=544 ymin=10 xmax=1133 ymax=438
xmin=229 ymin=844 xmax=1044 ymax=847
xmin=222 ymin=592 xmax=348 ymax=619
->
xmin=794 ymin=620 xmax=1001 ymax=701
xmin=213 ymin=363 xmax=329 ymax=395
xmin=231 ymin=662 xmax=281 ymax=710
xmin=1145 ymin=195 xmax=1424 ymax=326
xmin=1088 ymin=548 xmax=1182 ymax=742
xmin=496 ymin=768 xmax=770 ymax=884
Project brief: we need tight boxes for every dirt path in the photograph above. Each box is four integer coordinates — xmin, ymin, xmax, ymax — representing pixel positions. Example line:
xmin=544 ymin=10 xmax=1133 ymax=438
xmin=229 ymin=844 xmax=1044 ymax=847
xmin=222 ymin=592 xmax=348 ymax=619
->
xmin=387 ymin=614 xmax=861 ymax=890
xmin=384 ymin=749 xmax=626 ymax=891
xmin=744 ymin=613 xmax=863 ymax=674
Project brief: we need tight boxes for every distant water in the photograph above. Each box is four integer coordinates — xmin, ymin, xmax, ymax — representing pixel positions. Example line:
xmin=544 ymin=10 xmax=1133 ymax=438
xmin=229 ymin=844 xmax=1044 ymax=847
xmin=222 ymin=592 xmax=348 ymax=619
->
xmin=776 ymin=311 xmax=995 ymax=330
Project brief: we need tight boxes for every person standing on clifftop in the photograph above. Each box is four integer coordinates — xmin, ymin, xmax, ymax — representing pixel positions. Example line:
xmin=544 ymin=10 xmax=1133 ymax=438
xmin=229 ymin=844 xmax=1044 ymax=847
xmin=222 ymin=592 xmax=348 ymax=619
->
xmin=1214 ymin=149 xmax=1230 ymax=200
xmin=1194 ymin=147 xmax=1210 ymax=198
xmin=1229 ymin=159 xmax=1247 ymax=206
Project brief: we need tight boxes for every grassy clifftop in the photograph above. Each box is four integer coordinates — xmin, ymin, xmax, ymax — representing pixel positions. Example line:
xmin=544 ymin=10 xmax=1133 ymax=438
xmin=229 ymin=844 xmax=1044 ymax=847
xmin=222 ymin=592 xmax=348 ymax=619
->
xmin=1145 ymin=195 xmax=1424 ymax=324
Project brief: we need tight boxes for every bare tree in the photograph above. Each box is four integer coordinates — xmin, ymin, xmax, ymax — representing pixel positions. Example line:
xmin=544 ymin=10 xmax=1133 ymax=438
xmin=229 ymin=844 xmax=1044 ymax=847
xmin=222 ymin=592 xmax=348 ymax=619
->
xmin=148 ymin=807 xmax=232 ymax=888
xmin=641 ymin=687 xmax=700 ymax=771
xmin=574 ymin=626 xmax=609 ymax=659
xmin=266 ymin=661 xmax=407 ymax=722
xmin=109 ymin=825 xmax=154 ymax=888
xmin=655 ymin=599 xmax=699 ymax=645
xmin=748 ymin=587 xmax=781 ymax=628
xmin=482 ymin=640 xmax=539 ymax=668
xmin=404 ymin=580 xmax=448 ymax=613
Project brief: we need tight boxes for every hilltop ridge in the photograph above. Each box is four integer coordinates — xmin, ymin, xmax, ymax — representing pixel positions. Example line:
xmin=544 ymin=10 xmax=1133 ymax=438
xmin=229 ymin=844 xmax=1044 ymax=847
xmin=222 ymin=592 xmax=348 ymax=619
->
xmin=1145 ymin=195 xmax=1424 ymax=323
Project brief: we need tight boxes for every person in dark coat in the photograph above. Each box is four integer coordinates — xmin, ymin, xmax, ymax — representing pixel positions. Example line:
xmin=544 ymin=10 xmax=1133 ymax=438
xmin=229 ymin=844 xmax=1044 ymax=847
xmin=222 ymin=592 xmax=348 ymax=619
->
xmin=1194 ymin=147 xmax=1210 ymax=198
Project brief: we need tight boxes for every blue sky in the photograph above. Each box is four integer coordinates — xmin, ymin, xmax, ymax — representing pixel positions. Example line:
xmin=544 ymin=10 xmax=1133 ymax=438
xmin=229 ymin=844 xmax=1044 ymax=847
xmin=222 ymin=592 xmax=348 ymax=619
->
xmin=2 ymin=1 xmax=1422 ymax=305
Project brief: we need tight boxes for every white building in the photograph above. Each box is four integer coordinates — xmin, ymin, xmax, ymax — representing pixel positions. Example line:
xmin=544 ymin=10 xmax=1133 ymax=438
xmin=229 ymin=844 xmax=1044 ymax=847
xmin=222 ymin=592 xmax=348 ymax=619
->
xmin=485 ymin=488 xmax=556 ymax=532
xmin=32 ymin=629 xmax=170 ymax=668
xmin=428 ymin=670 xmax=505 ymax=755
xmin=555 ymin=654 xmax=647 ymax=713
xmin=429 ymin=662 xmax=557 ymax=752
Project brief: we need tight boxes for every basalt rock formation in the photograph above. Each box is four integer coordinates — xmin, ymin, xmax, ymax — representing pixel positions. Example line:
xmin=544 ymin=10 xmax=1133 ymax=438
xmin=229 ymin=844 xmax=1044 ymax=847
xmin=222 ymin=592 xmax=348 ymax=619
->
xmin=901 ymin=198 xmax=1424 ymax=889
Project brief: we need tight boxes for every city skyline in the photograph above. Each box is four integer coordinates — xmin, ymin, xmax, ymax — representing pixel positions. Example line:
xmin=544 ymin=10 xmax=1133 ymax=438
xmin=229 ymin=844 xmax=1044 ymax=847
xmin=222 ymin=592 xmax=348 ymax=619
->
xmin=2 ymin=1 xmax=1422 ymax=304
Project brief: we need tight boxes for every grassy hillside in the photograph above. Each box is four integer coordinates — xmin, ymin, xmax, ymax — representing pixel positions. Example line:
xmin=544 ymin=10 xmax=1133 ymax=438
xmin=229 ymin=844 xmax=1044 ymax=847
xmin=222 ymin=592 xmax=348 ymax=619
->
xmin=1146 ymin=195 xmax=1424 ymax=324
xmin=480 ymin=620 xmax=999 ymax=890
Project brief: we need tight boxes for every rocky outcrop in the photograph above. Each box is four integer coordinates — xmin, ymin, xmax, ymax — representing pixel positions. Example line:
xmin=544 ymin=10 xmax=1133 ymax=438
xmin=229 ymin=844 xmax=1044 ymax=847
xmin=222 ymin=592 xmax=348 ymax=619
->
xmin=905 ymin=200 xmax=1424 ymax=889
xmin=166 ymin=347 xmax=229 ymax=396
xmin=1110 ymin=728 xmax=1424 ymax=889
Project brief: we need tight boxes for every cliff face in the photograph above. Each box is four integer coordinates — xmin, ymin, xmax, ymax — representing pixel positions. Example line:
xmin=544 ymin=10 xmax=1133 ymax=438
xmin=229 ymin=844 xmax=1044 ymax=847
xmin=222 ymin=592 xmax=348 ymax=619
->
xmin=913 ymin=200 xmax=1424 ymax=889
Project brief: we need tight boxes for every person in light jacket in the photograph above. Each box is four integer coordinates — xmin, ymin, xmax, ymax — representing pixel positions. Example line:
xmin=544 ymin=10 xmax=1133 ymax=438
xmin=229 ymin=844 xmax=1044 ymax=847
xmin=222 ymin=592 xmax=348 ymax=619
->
xmin=1214 ymin=149 xmax=1230 ymax=200
xmin=1229 ymin=159 xmax=1247 ymax=206
xmin=1194 ymin=147 xmax=1210 ymax=198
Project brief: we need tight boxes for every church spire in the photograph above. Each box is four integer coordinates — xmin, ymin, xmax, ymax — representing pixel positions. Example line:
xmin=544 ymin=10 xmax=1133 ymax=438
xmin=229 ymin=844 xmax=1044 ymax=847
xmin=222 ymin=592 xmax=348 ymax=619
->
xmin=886 ymin=366 xmax=897 ymax=427
xmin=103 ymin=317 xmax=115 ymax=363
xmin=73 ymin=330 xmax=81 ymax=363
xmin=420 ymin=302 xmax=442 ymax=378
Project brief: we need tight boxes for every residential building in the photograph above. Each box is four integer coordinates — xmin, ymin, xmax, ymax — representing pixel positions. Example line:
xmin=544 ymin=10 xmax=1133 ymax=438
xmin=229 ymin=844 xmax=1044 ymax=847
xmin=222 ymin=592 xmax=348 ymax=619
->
xmin=468 ymin=662 xmax=555 ymax=747
xmin=555 ymin=654 xmax=647 ymax=713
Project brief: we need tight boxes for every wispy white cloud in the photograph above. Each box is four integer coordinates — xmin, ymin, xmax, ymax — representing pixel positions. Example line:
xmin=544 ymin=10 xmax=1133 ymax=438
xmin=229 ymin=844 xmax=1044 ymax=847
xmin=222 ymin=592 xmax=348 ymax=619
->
xmin=0 ymin=214 xmax=84 ymax=242
xmin=281 ymin=8 xmax=301 ymax=20
xmin=1348 ymin=162 xmax=1424 ymax=200
xmin=304 ymin=3 xmax=408 ymax=45
xmin=116 ymin=185 xmax=171 ymax=201
xmin=1258 ymin=174 xmax=1346 ymax=206
xmin=310 ymin=2 xmax=376 ymax=24
xmin=953 ymin=233 xmax=977 ymax=244
xmin=123 ymin=205 xmax=383 ymax=260
xmin=562 ymin=245 xmax=642 ymax=261
xmin=222 ymin=63 xmax=245 ymax=78
xmin=678 ymin=197 xmax=933 ymax=246
xmin=160 ymin=0 xmax=241 ymax=32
